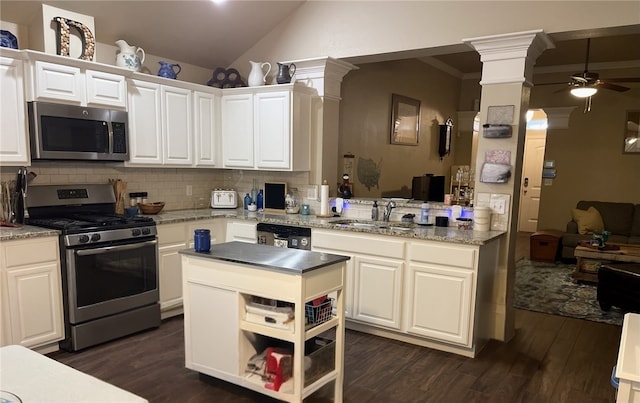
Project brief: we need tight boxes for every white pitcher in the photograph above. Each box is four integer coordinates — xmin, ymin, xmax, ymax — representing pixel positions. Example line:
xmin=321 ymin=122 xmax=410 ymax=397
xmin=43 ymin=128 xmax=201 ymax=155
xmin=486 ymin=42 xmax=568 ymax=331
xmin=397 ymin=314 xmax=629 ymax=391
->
xmin=115 ymin=39 xmax=145 ymax=72
xmin=248 ymin=61 xmax=271 ymax=86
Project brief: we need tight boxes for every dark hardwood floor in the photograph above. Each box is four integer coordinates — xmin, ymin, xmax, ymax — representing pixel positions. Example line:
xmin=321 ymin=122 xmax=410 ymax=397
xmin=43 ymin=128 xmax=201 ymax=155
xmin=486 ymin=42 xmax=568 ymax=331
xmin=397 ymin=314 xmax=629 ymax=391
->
xmin=49 ymin=308 xmax=621 ymax=403
xmin=49 ymin=233 xmax=620 ymax=402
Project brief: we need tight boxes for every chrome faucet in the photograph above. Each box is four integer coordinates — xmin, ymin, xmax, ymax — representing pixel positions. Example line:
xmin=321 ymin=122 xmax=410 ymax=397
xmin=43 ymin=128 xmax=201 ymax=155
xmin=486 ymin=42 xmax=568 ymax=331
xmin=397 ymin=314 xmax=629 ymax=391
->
xmin=383 ymin=201 xmax=396 ymax=222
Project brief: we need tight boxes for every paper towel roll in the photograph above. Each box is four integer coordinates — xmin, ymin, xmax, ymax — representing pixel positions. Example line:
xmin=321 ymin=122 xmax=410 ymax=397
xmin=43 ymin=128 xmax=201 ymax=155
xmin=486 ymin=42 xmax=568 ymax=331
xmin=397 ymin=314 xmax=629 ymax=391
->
xmin=320 ymin=180 xmax=329 ymax=216
xmin=473 ymin=207 xmax=491 ymax=231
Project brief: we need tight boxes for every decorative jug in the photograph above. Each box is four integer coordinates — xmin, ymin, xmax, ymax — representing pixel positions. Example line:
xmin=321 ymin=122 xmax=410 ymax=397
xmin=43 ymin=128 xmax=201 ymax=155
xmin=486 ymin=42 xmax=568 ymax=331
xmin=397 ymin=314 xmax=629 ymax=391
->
xmin=115 ymin=39 xmax=145 ymax=72
xmin=276 ymin=62 xmax=296 ymax=84
xmin=157 ymin=61 xmax=181 ymax=79
xmin=248 ymin=61 xmax=271 ymax=87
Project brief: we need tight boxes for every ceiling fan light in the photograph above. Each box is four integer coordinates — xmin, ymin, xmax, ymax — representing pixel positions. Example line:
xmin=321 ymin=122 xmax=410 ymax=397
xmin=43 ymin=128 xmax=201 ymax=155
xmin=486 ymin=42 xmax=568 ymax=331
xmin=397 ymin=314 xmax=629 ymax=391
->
xmin=570 ymin=87 xmax=598 ymax=98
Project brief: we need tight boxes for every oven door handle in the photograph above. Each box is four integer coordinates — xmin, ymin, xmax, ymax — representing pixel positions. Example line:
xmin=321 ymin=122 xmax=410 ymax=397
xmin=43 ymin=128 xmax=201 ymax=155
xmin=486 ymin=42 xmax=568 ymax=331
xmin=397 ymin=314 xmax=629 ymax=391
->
xmin=75 ymin=239 xmax=157 ymax=256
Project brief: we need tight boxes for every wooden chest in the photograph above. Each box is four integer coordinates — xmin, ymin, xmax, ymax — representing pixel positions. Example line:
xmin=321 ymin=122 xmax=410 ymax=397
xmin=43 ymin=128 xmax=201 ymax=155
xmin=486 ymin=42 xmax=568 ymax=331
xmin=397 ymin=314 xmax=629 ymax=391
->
xmin=530 ymin=230 xmax=563 ymax=263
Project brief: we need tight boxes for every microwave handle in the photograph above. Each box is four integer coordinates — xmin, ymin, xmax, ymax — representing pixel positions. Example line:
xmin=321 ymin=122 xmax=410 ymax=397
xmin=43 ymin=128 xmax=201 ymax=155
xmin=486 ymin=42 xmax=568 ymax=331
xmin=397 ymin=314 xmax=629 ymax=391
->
xmin=76 ymin=239 xmax=157 ymax=256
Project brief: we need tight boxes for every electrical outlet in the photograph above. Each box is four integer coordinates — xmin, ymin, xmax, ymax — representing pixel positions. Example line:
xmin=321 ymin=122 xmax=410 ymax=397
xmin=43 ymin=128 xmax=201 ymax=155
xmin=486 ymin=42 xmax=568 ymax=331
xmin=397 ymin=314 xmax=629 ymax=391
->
xmin=186 ymin=185 xmax=193 ymax=196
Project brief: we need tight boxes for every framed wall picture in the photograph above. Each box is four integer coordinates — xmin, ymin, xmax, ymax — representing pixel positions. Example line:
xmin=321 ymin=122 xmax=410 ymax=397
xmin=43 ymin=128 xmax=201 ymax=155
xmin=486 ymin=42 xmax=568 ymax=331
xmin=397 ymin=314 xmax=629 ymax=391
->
xmin=390 ymin=94 xmax=420 ymax=145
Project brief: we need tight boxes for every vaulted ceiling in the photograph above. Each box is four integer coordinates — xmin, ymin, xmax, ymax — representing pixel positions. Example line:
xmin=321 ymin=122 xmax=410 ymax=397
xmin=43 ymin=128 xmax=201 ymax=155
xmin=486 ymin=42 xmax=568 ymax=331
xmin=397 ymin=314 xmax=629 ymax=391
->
xmin=2 ymin=1 xmax=639 ymax=81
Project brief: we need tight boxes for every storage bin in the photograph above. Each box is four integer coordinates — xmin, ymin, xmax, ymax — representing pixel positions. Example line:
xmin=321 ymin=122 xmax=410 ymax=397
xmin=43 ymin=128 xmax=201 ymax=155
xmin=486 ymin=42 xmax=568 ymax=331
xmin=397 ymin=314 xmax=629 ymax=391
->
xmin=304 ymin=337 xmax=335 ymax=387
xmin=305 ymin=298 xmax=333 ymax=328
xmin=530 ymin=230 xmax=562 ymax=262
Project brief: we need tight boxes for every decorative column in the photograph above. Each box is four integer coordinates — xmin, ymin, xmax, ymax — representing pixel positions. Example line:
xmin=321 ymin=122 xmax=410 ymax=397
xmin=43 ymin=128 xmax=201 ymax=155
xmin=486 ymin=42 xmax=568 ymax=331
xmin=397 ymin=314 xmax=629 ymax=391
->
xmin=463 ymin=30 xmax=554 ymax=342
xmin=282 ymin=57 xmax=358 ymax=193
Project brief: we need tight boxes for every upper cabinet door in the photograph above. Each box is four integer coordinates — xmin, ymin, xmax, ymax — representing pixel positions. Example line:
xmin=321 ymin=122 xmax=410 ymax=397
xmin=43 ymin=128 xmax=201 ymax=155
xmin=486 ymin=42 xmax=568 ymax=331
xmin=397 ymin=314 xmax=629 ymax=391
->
xmin=221 ymin=93 xmax=254 ymax=168
xmin=127 ymin=79 xmax=163 ymax=165
xmin=0 ymin=57 xmax=30 ymax=166
xmin=161 ymin=85 xmax=193 ymax=165
xmin=194 ymin=90 xmax=220 ymax=167
xmin=85 ymin=70 xmax=127 ymax=108
xmin=34 ymin=61 xmax=84 ymax=104
xmin=255 ymin=90 xmax=290 ymax=170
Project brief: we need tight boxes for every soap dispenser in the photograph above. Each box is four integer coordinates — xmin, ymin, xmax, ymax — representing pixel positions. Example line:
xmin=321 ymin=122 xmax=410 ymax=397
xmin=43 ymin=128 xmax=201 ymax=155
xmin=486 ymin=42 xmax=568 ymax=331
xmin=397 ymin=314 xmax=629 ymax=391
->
xmin=371 ymin=201 xmax=379 ymax=221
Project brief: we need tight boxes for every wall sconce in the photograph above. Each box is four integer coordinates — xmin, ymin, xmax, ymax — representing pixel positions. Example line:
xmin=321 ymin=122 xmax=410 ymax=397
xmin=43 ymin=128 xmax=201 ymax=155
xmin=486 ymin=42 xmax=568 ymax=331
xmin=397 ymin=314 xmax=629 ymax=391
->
xmin=438 ymin=117 xmax=453 ymax=160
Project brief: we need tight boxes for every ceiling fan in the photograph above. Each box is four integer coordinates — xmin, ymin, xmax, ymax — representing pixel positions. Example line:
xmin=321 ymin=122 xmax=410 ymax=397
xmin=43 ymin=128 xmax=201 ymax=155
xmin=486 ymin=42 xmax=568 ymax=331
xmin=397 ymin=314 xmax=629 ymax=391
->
xmin=537 ymin=38 xmax=640 ymax=112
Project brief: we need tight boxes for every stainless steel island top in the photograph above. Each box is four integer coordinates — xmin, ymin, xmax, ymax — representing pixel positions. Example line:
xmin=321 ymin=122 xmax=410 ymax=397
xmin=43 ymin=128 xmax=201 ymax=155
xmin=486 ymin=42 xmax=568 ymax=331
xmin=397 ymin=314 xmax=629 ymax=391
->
xmin=180 ymin=241 xmax=350 ymax=274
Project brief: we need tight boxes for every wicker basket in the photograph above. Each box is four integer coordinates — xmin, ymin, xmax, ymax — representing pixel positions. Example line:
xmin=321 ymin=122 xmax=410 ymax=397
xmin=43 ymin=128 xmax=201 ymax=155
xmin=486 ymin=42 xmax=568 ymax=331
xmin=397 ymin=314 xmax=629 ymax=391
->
xmin=138 ymin=202 xmax=165 ymax=215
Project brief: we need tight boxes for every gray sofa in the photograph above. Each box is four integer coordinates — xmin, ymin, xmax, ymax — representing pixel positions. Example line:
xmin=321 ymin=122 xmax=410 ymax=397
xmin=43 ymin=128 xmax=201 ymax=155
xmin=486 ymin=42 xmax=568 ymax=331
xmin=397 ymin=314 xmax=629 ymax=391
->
xmin=561 ymin=201 xmax=640 ymax=260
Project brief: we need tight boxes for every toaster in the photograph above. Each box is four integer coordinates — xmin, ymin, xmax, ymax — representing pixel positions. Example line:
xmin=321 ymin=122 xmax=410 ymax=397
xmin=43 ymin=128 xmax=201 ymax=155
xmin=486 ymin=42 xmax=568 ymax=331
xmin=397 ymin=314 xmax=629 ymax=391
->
xmin=211 ymin=189 xmax=237 ymax=208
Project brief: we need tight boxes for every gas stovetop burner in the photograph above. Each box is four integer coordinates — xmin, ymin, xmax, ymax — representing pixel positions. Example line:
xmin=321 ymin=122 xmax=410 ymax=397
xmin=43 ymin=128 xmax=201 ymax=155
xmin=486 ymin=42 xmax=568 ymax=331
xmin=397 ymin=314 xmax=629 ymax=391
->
xmin=28 ymin=214 xmax=154 ymax=232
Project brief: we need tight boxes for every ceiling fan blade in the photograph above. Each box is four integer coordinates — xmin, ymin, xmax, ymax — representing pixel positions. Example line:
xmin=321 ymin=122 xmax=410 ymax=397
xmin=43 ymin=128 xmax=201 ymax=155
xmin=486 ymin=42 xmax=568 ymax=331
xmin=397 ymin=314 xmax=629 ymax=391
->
xmin=596 ymin=82 xmax=630 ymax=92
xmin=602 ymin=77 xmax=640 ymax=83
xmin=535 ymin=82 xmax=569 ymax=86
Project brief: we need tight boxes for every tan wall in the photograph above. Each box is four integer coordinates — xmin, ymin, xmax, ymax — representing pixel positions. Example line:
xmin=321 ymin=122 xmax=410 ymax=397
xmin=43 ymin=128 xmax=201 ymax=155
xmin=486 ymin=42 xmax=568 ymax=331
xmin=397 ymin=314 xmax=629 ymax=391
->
xmin=531 ymin=69 xmax=640 ymax=231
xmin=338 ymin=59 xmax=461 ymax=198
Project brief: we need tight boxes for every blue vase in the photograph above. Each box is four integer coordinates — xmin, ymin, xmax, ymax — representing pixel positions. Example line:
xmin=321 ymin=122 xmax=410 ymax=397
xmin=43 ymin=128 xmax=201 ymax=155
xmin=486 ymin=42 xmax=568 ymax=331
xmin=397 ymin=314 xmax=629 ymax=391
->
xmin=157 ymin=61 xmax=181 ymax=79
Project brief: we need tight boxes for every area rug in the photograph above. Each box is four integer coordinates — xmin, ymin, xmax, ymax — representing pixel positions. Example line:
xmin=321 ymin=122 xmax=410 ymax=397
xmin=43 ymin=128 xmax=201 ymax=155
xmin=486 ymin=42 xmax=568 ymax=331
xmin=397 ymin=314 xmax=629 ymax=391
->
xmin=514 ymin=258 xmax=624 ymax=326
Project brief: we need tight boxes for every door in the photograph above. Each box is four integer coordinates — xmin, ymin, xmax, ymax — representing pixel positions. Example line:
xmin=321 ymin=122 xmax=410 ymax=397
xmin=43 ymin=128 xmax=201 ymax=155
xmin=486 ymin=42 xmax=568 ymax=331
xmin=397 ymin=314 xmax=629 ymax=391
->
xmin=352 ymin=255 xmax=403 ymax=329
xmin=518 ymin=132 xmax=546 ymax=232
xmin=255 ymin=90 xmax=290 ymax=169
xmin=406 ymin=263 xmax=473 ymax=346
xmin=0 ymin=57 xmax=29 ymax=165
xmin=194 ymin=90 xmax=220 ymax=167
xmin=127 ymin=79 xmax=162 ymax=165
xmin=162 ymin=85 xmax=193 ymax=165
xmin=221 ymin=93 xmax=254 ymax=168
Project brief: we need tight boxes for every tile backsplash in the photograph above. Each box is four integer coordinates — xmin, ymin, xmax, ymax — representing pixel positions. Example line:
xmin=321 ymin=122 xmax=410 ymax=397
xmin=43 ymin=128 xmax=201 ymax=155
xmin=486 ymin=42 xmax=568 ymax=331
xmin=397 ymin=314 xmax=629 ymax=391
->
xmin=0 ymin=162 xmax=311 ymax=211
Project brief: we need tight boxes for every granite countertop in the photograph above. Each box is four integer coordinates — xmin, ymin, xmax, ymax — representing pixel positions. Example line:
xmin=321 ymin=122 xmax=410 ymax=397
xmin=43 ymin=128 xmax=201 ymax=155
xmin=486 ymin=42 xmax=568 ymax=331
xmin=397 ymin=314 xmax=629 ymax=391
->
xmin=149 ymin=208 xmax=505 ymax=246
xmin=180 ymin=241 xmax=350 ymax=274
xmin=2 ymin=207 xmax=504 ymax=245
xmin=0 ymin=224 xmax=60 ymax=242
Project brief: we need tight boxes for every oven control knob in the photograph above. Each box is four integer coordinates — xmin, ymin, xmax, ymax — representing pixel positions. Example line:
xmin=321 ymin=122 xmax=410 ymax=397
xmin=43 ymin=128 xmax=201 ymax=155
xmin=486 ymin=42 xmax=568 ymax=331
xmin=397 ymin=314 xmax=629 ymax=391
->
xmin=142 ymin=228 xmax=151 ymax=235
xmin=78 ymin=235 xmax=90 ymax=244
xmin=91 ymin=233 xmax=101 ymax=242
xmin=132 ymin=229 xmax=141 ymax=236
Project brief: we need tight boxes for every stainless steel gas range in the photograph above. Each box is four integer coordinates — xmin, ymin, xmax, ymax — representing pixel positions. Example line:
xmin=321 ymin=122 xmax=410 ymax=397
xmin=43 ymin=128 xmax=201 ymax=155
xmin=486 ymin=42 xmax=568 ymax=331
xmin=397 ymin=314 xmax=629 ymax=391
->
xmin=26 ymin=184 xmax=160 ymax=351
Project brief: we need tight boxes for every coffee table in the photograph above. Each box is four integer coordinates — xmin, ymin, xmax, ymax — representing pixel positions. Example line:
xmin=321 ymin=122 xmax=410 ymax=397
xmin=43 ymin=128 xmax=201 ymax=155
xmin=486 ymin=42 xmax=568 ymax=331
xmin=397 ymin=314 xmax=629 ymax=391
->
xmin=573 ymin=243 xmax=640 ymax=283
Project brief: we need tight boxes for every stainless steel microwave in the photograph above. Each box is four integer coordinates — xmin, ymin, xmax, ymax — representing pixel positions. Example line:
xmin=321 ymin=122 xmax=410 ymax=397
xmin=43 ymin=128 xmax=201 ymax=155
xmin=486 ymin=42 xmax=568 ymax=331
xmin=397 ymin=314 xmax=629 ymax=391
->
xmin=28 ymin=101 xmax=129 ymax=161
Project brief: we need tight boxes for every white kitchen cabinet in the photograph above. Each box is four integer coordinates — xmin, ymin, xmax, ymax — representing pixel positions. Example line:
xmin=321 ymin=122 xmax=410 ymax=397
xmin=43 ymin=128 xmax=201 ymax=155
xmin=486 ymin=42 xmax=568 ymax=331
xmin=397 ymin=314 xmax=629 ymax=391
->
xmin=406 ymin=262 xmax=474 ymax=346
xmin=161 ymin=85 xmax=193 ymax=165
xmin=127 ymin=78 xmax=220 ymax=167
xmin=0 ymin=236 xmax=64 ymax=353
xmin=221 ymin=92 xmax=254 ymax=168
xmin=312 ymin=229 xmax=405 ymax=328
xmin=352 ymin=255 xmax=403 ymax=329
xmin=225 ymin=219 xmax=257 ymax=243
xmin=313 ymin=227 xmax=500 ymax=357
xmin=221 ymin=83 xmax=313 ymax=171
xmin=194 ymin=90 xmax=221 ymax=167
xmin=0 ymin=55 xmax=30 ymax=166
xmin=157 ymin=219 xmax=223 ymax=319
xmin=30 ymin=61 xmax=126 ymax=108
xmin=157 ymin=223 xmax=188 ymax=318
xmin=127 ymin=79 xmax=163 ymax=164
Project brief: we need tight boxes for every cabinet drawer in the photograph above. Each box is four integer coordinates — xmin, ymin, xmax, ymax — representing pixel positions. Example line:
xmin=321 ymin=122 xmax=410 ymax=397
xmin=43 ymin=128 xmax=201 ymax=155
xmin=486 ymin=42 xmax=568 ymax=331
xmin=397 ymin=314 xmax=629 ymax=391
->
xmin=3 ymin=238 xmax=59 ymax=268
xmin=157 ymin=223 xmax=187 ymax=245
xmin=312 ymin=230 xmax=405 ymax=259
xmin=409 ymin=242 xmax=476 ymax=269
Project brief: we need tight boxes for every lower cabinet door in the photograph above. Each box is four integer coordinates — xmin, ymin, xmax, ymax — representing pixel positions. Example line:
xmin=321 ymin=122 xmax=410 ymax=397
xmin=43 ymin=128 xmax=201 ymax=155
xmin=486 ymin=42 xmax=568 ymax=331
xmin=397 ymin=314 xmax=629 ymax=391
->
xmin=158 ymin=244 xmax=185 ymax=313
xmin=185 ymin=282 xmax=238 ymax=376
xmin=406 ymin=263 xmax=473 ymax=346
xmin=5 ymin=263 xmax=64 ymax=348
xmin=352 ymin=255 xmax=403 ymax=329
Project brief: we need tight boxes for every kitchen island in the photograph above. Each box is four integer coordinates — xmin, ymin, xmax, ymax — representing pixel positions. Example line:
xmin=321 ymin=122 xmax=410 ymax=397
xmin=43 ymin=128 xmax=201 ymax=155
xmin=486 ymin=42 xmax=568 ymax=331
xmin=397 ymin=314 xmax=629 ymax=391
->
xmin=180 ymin=242 xmax=349 ymax=403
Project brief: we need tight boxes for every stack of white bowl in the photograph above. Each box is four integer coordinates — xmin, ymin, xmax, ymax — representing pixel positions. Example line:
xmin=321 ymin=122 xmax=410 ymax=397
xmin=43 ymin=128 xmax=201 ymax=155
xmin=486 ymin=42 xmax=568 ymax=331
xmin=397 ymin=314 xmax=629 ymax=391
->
xmin=473 ymin=207 xmax=491 ymax=231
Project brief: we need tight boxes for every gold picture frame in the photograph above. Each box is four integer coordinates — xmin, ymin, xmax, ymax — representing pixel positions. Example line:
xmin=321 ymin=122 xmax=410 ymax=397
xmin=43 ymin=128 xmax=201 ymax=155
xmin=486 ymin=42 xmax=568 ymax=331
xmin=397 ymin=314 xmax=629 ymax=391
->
xmin=390 ymin=94 xmax=420 ymax=146
xmin=623 ymin=110 xmax=640 ymax=153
